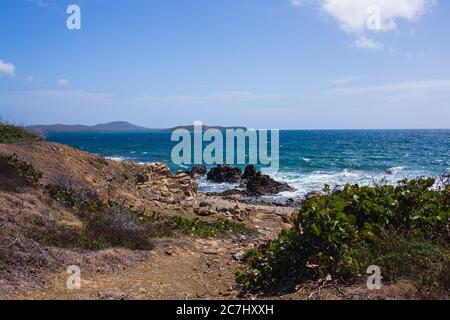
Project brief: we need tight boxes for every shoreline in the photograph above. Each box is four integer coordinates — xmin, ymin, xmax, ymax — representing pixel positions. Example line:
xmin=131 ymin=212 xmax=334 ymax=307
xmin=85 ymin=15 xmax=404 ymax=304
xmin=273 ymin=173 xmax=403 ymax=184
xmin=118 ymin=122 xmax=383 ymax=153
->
xmin=104 ymin=156 xmax=448 ymax=208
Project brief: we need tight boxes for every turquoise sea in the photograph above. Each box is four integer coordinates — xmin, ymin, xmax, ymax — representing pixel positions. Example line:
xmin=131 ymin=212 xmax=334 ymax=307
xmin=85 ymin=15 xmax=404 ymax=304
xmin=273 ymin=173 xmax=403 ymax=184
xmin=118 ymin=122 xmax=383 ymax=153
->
xmin=48 ymin=130 xmax=450 ymax=199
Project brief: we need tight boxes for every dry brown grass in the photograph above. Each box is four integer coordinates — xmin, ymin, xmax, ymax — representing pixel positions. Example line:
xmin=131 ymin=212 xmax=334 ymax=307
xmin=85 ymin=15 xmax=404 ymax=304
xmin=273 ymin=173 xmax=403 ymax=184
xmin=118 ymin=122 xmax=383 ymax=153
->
xmin=0 ymin=161 xmax=149 ymax=295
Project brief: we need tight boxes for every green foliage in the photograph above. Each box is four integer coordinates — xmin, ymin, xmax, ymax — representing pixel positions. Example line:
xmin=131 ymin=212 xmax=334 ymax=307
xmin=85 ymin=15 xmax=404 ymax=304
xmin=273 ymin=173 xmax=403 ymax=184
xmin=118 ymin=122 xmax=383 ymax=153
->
xmin=138 ymin=213 xmax=256 ymax=238
xmin=235 ymin=228 xmax=305 ymax=291
xmin=236 ymin=178 xmax=450 ymax=293
xmin=165 ymin=216 xmax=255 ymax=238
xmin=8 ymin=153 xmax=42 ymax=185
xmin=44 ymin=184 xmax=99 ymax=213
xmin=0 ymin=124 xmax=39 ymax=144
xmin=337 ymin=232 xmax=450 ymax=293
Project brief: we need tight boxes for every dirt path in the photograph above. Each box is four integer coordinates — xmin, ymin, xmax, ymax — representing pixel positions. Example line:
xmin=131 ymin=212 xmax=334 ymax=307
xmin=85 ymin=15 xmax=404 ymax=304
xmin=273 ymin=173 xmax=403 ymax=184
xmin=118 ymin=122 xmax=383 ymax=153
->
xmin=11 ymin=234 xmax=418 ymax=301
xmin=10 ymin=237 xmax=247 ymax=300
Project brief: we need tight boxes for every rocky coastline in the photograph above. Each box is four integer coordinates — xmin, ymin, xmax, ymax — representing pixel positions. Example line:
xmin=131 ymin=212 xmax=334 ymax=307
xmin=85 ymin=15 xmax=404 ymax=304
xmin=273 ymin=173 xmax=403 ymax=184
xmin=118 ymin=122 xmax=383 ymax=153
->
xmin=1 ymin=139 xmax=438 ymax=300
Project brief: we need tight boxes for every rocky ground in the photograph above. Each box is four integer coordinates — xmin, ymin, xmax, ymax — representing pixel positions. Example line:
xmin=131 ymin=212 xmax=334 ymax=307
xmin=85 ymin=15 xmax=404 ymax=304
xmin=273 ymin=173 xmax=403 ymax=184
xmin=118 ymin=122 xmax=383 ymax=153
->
xmin=0 ymin=141 xmax=425 ymax=300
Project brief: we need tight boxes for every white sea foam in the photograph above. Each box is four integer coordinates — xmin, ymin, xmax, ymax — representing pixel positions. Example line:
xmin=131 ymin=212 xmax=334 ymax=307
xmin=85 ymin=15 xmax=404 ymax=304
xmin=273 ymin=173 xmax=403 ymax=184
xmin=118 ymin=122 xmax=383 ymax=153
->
xmin=387 ymin=166 xmax=406 ymax=174
xmin=106 ymin=156 xmax=128 ymax=161
xmin=269 ymin=169 xmax=373 ymax=198
xmin=197 ymin=177 xmax=240 ymax=194
xmin=270 ymin=167 xmax=435 ymax=200
xmin=198 ymin=167 xmax=434 ymax=202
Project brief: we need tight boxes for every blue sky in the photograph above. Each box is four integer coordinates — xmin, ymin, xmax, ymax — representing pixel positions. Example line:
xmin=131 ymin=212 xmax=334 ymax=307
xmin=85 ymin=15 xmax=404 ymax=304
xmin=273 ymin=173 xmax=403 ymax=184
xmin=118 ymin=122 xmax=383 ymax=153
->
xmin=0 ymin=0 xmax=449 ymax=129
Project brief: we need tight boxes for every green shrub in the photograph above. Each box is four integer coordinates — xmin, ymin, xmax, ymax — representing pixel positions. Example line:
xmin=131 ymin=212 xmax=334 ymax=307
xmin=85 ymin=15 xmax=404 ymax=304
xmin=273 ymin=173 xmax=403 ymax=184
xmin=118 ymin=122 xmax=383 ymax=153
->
xmin=0 ymin=124 xmax=39 ymax=144
xmin=44 ymin=184 xmax=99 ymax=213
xmin=236 ymin=178 xmax=450 ymax=293
xmin=138 ymin=213 xmax=256 ymax=238
xmin=7 ymin=153 xmax=42 ymax=186
xmin=337 ymin=232 xmax=450 ymax=293
xmin=165 ymin=216 xmax=255 ymax=238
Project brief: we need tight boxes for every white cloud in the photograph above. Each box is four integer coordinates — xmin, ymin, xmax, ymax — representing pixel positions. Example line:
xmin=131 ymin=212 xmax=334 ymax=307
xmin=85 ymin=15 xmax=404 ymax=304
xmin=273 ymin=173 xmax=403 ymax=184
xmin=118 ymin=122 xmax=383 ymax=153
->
xmin=0 ymin=60 xmax=16 ymax=77
xmin=321 ymin=0 xmax=435 ymax=33
xmin=57 ymin=78 xmax=70 ymax=86
xmin=292 ymin=1 xmax=435 ymax=51
xmin=355 ymin=36 xmax=384 ymax=49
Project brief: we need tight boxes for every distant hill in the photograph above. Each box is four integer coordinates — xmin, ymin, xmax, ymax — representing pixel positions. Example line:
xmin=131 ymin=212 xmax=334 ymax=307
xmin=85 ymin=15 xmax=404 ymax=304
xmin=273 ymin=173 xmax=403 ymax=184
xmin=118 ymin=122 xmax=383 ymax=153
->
xmin=26 ymin=122 xmax=248 ymax=134
xmin=26 ymin=121 xmax=152 ymax=134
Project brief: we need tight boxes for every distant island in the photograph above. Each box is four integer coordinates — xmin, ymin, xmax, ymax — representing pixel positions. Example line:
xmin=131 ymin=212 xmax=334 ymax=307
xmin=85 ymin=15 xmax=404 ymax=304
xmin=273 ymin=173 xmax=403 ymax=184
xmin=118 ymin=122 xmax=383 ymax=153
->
xmin=26 ymin=121 xmax=247 ymax=134
xmin=164 ymin=125 xmax=247 ymax=132
xmin=26 ymin=121 xmax=151 ymax=134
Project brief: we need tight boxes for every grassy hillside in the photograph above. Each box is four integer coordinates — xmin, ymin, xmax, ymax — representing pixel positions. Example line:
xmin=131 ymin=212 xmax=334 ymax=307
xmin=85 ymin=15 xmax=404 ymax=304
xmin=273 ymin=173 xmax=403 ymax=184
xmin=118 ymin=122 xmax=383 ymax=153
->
xmin=0 ymin=124 xmax=39 ymax=144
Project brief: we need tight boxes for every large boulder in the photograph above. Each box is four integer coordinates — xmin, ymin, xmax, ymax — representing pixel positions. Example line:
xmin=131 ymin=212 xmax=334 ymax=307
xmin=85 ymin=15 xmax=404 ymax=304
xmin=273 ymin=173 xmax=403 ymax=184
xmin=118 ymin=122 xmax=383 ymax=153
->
xmin=190 ymin=165 xmax=207 ymax=178
xmin=207 ymin=165 xmax=242 ymax=183
xmin=242 ymin=165 xmax=257 ymax=180
xmin=246 ymin=173 xmax=293 ymax=196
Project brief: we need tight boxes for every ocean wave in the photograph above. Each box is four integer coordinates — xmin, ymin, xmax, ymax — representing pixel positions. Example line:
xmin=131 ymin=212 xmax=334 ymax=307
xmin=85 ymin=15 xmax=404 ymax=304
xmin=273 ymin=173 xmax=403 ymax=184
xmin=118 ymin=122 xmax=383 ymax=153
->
xmin=386 ymin=166 xmax=406 ymax=174
xmin=196 ymin=169 xmax=377 ymax=198
xmin=268 ymin=169 xmax=373 ymax=198
xmin=269 ymin=167 xmax=437 ymax=200
xmin=197 ymin=177 xmax=240 ymax=194
xmin=106 ymin=156 xmax=128 ymax=161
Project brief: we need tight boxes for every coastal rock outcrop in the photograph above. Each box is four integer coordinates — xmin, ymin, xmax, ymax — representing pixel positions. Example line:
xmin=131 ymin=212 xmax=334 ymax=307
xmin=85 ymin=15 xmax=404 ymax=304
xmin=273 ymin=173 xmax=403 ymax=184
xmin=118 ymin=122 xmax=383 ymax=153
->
xmin=0 ymin=141 xmax=198 ymax=215
xmin=242 ymin=165 xmax=257 ymax=180
xmin=190 ymin=165 xmax=207 ymax=178
xmin=246 ymin=172 xmax=293 ymax=196
xmin=194 ymin=200 xmax=218 ymax=216
xmin=205 ymin=164 xmax=294 ymax=197
xmin=207 ymin=165 xmax=242 ymax=183
xmin=192 ymin=197 xmax=248 ymax=218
